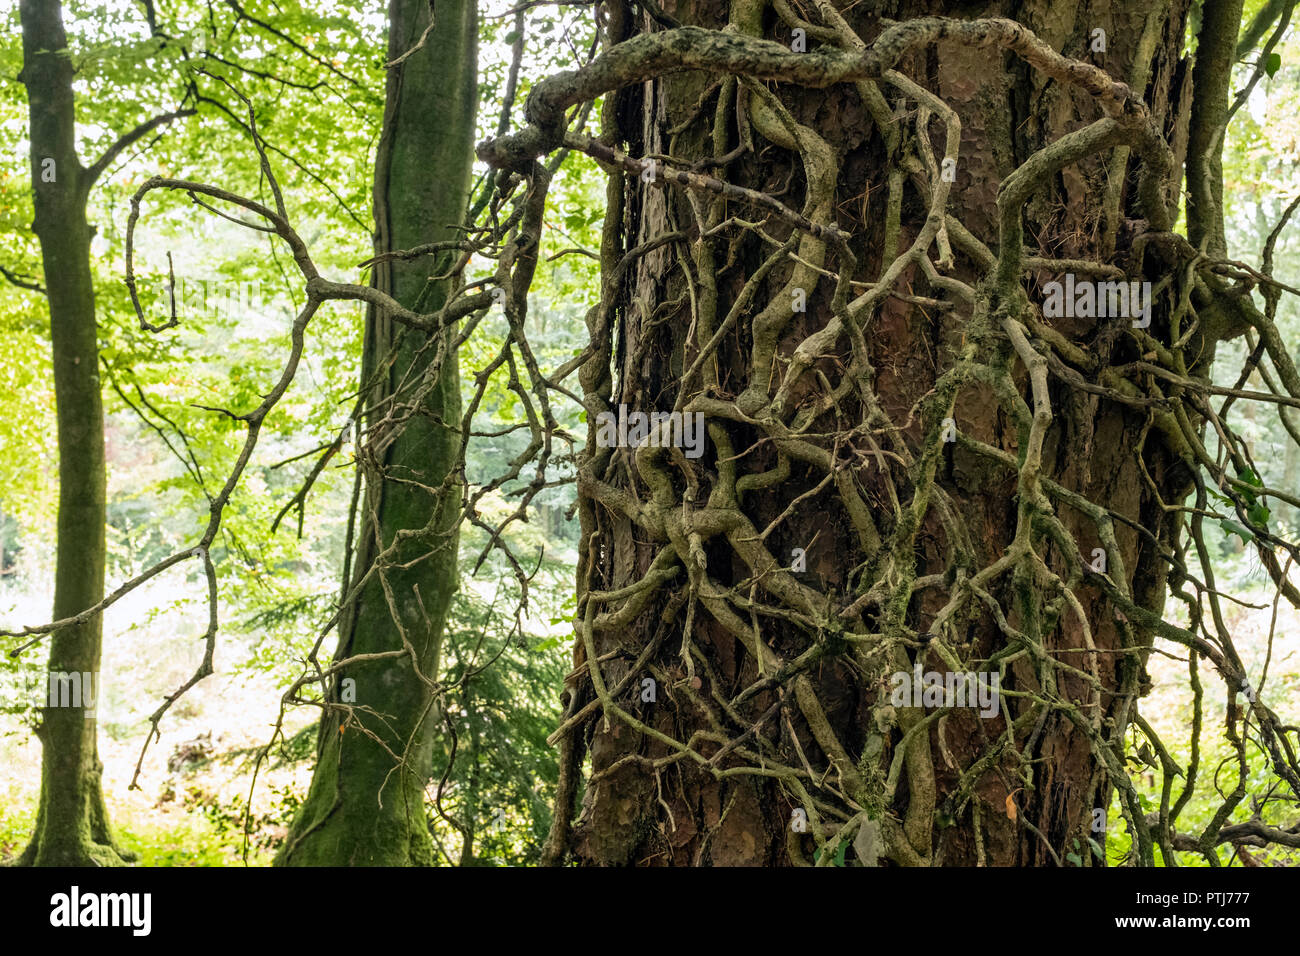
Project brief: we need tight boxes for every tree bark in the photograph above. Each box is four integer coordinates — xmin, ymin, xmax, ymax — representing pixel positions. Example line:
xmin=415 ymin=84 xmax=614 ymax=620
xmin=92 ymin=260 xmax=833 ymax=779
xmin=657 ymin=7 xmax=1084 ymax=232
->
xmin=277 ymin=0 xmax=477 ymax=866
xmin=551 ymin=0 xmax=1205 ymax=866
xmin=16 ymin=0 xmax=131 ymax=867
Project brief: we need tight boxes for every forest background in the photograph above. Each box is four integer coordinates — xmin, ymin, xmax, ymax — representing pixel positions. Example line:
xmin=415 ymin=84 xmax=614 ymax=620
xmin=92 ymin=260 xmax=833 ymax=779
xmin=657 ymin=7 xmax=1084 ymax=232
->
xmin=0 ymin=0 xmax=1296 ymax=866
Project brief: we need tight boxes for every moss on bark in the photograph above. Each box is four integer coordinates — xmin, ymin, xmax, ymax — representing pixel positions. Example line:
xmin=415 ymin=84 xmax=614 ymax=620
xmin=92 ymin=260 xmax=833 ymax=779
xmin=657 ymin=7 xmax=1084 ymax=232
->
xmin=15 ymin=0 xmax=132 ymax=869
xmin=276 ymin=0 xmax=477 ymax=867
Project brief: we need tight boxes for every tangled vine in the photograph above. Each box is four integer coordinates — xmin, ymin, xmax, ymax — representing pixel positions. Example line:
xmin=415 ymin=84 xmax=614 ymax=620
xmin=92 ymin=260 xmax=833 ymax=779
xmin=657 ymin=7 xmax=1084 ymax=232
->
xmin=6 ymin=1 xmax=1298 ymax=867
xmin=477 ymin=5 xmax=1300 ymax=866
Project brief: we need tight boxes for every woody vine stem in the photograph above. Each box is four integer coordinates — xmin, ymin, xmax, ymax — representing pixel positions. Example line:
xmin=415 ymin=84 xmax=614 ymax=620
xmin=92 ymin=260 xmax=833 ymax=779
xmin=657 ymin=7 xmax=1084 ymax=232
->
xmin=4 ymin=5 xmax=1299 ymax=866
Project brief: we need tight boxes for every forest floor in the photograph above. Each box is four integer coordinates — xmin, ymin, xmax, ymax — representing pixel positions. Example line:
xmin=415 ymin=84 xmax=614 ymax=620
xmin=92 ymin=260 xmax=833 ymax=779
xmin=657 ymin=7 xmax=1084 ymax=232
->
xmin=1 ymin=567 xmax=316 ymax=865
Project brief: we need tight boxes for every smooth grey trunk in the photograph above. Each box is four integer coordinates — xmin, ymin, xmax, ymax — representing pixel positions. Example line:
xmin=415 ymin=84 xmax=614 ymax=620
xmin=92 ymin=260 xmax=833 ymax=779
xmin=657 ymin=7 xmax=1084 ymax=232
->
xmin=276 ymin=0 xmax=477 ymax=866
xmin=16 ymin=0 xmax=130 ymax=867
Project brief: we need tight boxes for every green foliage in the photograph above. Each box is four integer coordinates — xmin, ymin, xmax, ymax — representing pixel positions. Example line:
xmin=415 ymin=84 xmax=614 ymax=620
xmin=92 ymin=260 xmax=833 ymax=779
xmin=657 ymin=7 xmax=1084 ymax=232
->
xmin=427 ymin=577 xmax=570 ymax=866
xmin=186 ymin=782 xmax=303 ymax=860
xmin=4 ymin=0 xmax=1290 ymax=870
xmin=812 ymin=838 xmax=848 ymax=867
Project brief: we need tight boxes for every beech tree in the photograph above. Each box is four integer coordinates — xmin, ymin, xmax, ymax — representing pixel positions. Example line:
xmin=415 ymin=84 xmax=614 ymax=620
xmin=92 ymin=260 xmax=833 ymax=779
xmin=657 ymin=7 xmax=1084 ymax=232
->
xmin=475 ymin=0 xmax=1300 ymax=865
xmin=5 ymin=0 xmax=392 ymax=867
xmin=6 ymin=0 xmax=513 ymax=869
xmin=14 ymin=0 xmax=194 ymax=866
xmin=275 ymin=0 xmax=479 ymax=866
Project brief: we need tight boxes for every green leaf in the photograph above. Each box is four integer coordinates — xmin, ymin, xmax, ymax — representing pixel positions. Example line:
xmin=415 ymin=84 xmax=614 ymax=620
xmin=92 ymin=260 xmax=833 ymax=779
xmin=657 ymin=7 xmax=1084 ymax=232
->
xmin=811 ymin=839 xmax=847 ymax=866
xmin=1237 ymin=466 xmax=1263 ymax=488
xmin=1265 ymin=52 xmax=1282 ymax=78
xmin=1087 ymin=837 xmax=1105 ymax=860
xmin=1066 ymin=851 xmax=1083 ymax=866
xmin=1248 ymin=502 xmax=1270 ymax=528
xmin=1220 ymin=518 xmax=1254 ymax=543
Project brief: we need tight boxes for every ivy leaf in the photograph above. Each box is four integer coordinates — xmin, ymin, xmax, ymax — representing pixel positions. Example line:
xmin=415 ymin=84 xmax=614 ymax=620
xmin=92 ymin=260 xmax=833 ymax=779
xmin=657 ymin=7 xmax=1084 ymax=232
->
xmin=1248 ymin=502 xmax=1271 ymax=528
xmin=1206 ymin=487 xmax=1233 ymax=506
xmin=812 ymin=839 xmax=848 ymax=866
xmin=1220 ymin=518 xmax=1254 ymax=544
xmin=1265 ymin=52 xmax=1282 ymax=78
xmin=1136 ymin=742 xmax=1157 ymax=768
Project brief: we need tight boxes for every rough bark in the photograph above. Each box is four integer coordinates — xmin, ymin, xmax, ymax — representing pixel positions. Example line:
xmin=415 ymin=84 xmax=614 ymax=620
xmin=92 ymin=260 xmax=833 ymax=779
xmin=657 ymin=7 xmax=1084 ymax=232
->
xmin=549 ymin=0 xmax=1207 ymax=866
xmin=276 ymin=0 xmax=477 ymax=866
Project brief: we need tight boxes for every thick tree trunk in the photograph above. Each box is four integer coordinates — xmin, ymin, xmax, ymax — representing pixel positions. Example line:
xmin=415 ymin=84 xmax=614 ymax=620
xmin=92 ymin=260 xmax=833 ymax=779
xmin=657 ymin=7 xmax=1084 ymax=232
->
xmin=553 ymin=0 xmax=1200 ymax=866
xmin=16 ymin=0 xmax=130 ymax=867
xmin=277 ymin=0 xmax=476 ymax=866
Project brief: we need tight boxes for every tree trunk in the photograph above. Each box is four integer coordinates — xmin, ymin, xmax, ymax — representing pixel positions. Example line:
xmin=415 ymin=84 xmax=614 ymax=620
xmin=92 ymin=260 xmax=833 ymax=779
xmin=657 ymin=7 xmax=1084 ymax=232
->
xmin=551 ymin=0 xmax=1204 ymax=866
xmin=16 ymin=0 xmax=130 ymax=867
xmin=277 ymin=0 xmax=476 ymax=866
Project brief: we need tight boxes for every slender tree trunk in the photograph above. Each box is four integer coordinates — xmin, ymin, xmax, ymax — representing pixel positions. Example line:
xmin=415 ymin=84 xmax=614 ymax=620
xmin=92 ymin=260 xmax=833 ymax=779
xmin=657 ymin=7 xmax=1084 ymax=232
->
xmin=550 ymin=0 xmax=1205 ymax=866
xmin=16 ymin=0 xmax=130 ymax=867
xmin=277 ymin=0 xmax=477 ymax=866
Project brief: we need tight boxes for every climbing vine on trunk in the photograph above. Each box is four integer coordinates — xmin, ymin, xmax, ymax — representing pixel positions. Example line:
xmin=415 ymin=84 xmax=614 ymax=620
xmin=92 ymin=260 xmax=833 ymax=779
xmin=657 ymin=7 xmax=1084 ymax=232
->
xmin=474 ymin=0 xmax=1300 ymax=866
